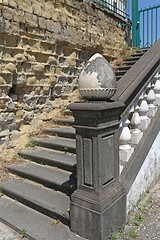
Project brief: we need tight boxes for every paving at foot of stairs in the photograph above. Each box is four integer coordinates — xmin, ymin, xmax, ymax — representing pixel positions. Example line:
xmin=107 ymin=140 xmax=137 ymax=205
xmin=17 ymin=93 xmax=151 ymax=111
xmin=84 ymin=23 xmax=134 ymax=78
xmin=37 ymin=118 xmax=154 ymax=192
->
xmin=0 ymin=181 xmax=159 ymax=240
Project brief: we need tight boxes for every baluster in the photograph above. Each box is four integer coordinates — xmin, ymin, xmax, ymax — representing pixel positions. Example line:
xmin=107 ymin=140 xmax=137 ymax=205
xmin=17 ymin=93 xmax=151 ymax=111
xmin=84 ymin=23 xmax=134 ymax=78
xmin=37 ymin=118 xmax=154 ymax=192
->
xmin=154 ymin=73 xmax=160 ymax=106
xmin=138 ymin=92 xmax=150 ymax=130
xmin=119 ymin=117 xmax=134 ymax=164
xmin=130 ymin=104 xmax=143 ymax=144
xmin=147 ymin=82 xmax=157 ymax=117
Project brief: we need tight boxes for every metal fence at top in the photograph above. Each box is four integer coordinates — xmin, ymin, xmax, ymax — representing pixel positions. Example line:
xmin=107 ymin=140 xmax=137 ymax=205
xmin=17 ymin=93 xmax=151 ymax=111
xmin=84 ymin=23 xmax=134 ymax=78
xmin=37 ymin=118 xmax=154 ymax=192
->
xmin=139 ymin=5 xmax=160 ymax=49
xmin=89 ymin=0 xmax=129 ymax=18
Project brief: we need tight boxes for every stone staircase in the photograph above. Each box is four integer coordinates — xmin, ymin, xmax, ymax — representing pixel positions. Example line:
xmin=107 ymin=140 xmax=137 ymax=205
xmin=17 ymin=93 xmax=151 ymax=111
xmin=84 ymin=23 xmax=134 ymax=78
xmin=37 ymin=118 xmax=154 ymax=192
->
xmin=115 ymin=52 xmax=145 ymax=81
xmin=0 ymin=51 xmax=146 ymax=240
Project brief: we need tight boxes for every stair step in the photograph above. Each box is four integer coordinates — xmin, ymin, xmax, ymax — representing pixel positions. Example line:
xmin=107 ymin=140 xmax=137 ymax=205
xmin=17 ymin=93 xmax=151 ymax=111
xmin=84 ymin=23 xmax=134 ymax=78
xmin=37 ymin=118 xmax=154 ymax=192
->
xmin=124 ymin=56 xmax=140 ymax=61
xmin=1 ymin=179 xmax=70 ymax=225
xmin=18 ymin=149 xmax=76 ymax=172
xmin=115 ymin=65 xmax=131 ymax=71
xmin=44 ymin=126 xmax=75 ymax=139
xmin=0 ymin=196 xmax=84 ymax=240
xmin=56 ymin=117 xmax=74 ymax=125
xmin=121 ymin=60 xmax=137 ymax=65
xmin=63 ymin=109 xmax=73 ymax=116
xmin=33 ymin=137 xmax=76 ymax=154
xmin=116 ymin=76 xmax=123 ymax=81
xmin=7 ymin=163 xmax=77 ymax=194
xmin=115 ymin=70 xmax=127 ymax=76
xmin=131 ymin=52 xmax=144 ymax=57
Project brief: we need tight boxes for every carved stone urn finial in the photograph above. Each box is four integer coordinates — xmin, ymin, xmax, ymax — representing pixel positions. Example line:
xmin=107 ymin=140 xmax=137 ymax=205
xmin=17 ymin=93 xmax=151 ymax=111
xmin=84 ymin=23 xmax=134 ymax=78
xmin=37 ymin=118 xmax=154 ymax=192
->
xmin=78 ymin=53 xmax=117 ymax=100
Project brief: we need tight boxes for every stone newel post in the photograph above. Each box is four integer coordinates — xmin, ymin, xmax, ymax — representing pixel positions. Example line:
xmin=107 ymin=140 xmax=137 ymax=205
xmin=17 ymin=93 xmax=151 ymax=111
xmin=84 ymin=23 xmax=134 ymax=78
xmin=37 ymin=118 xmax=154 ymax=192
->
xmin=68 ymin=54 xmax=126 ymax=240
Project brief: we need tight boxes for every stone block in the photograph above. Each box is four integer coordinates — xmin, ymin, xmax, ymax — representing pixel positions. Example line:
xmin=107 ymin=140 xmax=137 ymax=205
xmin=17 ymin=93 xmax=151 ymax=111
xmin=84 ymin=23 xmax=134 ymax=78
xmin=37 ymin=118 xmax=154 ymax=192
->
xmin=6 ymin=35 xmax=19 ymax=47
xmin=13 ymin=9 xmax=25 ymax=23
xmin=4 ymin=63 xmax=16 ymax=73
xmin=154 ymin=96 xmax=160 ymax=106
xmin=10 ymin=21 xmax=20 ymax=33
xmin=48 ymin=56 xmax=58 ymax=65
xmin=51 ymin=10 xmax=60 ymax=22
xmin=0 ymin=77 xmax=5 ymax=85
xmin=46 ymin=19 xmax=54 ymax=32
xmin=27 ymin=76 xmax=37 ymax=85
xmin=15 ymin=74 xmax=26 ymax=85
xmin=33 ymin=63 xmax=44 ymax=73
xmin=25 ymin=13 xmax=38 ymax=28
xmin=130 ymin=130 xmax=143 ymax=145
xmin=71 ymin=190 xmax=126 ymax=240
xmin=55 ymin=67 xmax=62 ymax=76
xmin=0 ymin=100 xmax=6 ymax=109
xmin=36 ymin=53 xmax=48 ymax=63
xmin=8 ymin=0 xmax=17 ymax=8
xmin=49 ymin=76 xmax=56 ymax=86
xmin=32 ymin=3 xmax=42 ymax=16
xmin=15 ymin=53 xmax=27 ymax=62
xmin=16 ymin=110 xmax=23 ymax=120
xmin=43 ymin=87 xmax=50 ymax=95
xmin=139 ymin=117 xmax=150 ymax=131
xmin=18 ymin=0 xmax=33 ymax=13
xmin=147 ymin=105 xmax=157 ymax=118
xmin=23 ymin=63 xmax=32 ymax=73
xmin=35 ymin=86 xmax=41 ymax=95
xmin=10 ymin=130 xmax=22 ymax=140
xmin=38 ymin=17 xmax=47 ymax=29
xmin=119 ymin=147 xmax=134 ymax=162
xmin=41 ymin=7 xmax=52 ymax=19
xmin=6 ymin=100 xmax=15 ymax=110
xmin=0 ymin=73 xmax=12 ymax=84
xmin=3 ymin=6 xmax=13 ymax=20
xmin=67 ymin=58 xmax=76 ymax=67
xmin=41 ymin=42 xmax=55 ymax=53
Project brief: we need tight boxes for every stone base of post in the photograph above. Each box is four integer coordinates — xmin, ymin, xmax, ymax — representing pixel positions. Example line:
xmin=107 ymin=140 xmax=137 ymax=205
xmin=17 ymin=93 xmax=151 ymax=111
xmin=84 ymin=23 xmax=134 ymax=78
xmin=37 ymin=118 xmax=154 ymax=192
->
xmin=68 ymin=100 xmax=126 ymax=240
xmin=147 ymin=105 xmax=157 ymax=117
xmin=119 ymin=146 xmax=134 ymax=162
xmin=130 ymin=129 xmax=143 ymax=145
xmin=139 ymin=117 xmax=150 ymax=131
xmin=70 ymin=184 xmax=126 ymax=240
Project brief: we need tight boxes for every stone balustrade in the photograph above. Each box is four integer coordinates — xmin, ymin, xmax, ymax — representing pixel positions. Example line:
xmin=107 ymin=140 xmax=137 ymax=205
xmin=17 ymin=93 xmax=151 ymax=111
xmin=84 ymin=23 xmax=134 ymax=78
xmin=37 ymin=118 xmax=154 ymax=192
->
xmin=119 ymin=71 xmax=160 ymax=173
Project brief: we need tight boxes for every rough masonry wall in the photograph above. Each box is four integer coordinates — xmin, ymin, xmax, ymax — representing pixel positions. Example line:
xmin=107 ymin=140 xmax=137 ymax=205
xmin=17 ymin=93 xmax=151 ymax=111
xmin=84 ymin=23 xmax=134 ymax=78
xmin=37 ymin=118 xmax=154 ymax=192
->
xmin=0 ymin=0 xmax=126 ymax=145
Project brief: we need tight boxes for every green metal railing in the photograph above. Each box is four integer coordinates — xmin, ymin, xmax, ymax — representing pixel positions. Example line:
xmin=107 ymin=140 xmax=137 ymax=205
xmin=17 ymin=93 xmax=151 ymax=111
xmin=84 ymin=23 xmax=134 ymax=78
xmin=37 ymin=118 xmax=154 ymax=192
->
xmin=89 ymin=0 xmax=129 ymax=18
xmin=132 ymin=0 xmax=160 ymax=49
xmin=139 ymin=5 xmax=160 ymax=48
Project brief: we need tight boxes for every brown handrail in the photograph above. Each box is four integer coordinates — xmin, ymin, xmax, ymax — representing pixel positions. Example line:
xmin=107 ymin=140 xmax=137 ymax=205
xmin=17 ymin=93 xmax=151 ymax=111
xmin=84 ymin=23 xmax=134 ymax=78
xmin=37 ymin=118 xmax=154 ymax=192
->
xmin=113 ymin=39 xmax=160 ymax=116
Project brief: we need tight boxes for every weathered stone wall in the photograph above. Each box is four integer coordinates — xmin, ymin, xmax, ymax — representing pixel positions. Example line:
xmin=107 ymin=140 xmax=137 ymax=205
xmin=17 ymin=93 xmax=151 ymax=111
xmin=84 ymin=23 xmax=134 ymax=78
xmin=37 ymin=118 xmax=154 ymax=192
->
xmin=0 ymin=0 xmax=126 ymax=145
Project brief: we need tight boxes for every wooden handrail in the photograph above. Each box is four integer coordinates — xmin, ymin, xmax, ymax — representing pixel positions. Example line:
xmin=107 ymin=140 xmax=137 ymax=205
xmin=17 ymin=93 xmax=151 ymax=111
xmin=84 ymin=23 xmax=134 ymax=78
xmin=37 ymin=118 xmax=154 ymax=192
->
xmin=113 ymin=39 xmax=160 ymax=116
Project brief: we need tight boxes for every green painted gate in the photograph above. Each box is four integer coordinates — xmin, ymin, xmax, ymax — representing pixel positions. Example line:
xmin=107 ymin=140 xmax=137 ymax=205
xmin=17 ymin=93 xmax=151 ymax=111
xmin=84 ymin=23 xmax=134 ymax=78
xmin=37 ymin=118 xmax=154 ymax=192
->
xmin=132 ymin=0 xmax=160 ymax=48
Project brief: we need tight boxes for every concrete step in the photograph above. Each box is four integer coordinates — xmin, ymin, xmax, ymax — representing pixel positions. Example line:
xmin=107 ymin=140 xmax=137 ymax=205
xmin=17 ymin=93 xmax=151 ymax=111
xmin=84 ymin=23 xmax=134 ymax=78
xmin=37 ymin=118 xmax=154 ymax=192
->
xmin=0 ymin=196 xmax=84 ymax=240
xmin=18 ymin=148 xmax=76 ymax=172
xmin=56 ymin=117 xmax=74 ymax=126
xmin=7 ymin=163 xmax=77 ymax=194
xmin=33 ymin=137 xmax=76 ymax=154
xmin=63 ymin=109 xmax=73 ymax=116
xmin=121 ymin=60 xmax=137 ymax=66
xmin=44 ymin=126 xmax=75 ymax=139
xmin=1 ymin=178 xmax=70 ymax=225
xmin=115 ymin=70 xmax=127 ymax=76
xmin=116 ymin=75 xmax=123 ymax=81
xmin=115 ymin=65 xmax=131 ymax=71
xmin=124 ymin=56 xmax=141 ymax=61
xmin=131 ymin=52 xmax=144 ymax=57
